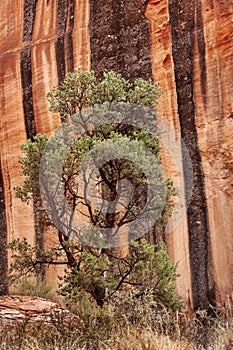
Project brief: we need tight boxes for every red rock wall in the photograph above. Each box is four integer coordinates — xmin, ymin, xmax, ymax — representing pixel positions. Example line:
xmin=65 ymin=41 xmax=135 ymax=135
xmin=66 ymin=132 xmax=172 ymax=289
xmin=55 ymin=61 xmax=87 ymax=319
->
xmin=145 ymin=0 xmax=193 ymax=307
xmin=192 ymin=0 xmax=233 ymax=305
xmin=146 ymin=0 xmax=233 ymax=307
xmin=0 ymin=0 xmax=90 ymax=292
xmin=0 ymin=0 xmax=232 ymax=307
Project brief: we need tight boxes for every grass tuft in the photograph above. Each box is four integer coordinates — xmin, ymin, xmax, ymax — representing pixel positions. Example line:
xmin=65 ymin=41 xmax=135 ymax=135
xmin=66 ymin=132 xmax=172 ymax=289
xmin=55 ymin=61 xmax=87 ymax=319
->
xmin=1 ymin=290 xmax=232 ymax=349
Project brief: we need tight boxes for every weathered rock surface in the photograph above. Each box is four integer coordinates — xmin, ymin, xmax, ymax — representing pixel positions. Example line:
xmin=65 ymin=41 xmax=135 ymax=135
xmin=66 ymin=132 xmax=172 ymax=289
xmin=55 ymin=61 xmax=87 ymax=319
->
xmin=0 ymin=295 xmax=83 ymax=329
xmin=146 ymin=0 xmax=233 ymax=307
xmin=0 ymin=0 xmax=232 ymax=308
xmin=0 ymin=0 xmax=90 ymax=293
xmin=145 ymin=0 xmax=193 ymax=307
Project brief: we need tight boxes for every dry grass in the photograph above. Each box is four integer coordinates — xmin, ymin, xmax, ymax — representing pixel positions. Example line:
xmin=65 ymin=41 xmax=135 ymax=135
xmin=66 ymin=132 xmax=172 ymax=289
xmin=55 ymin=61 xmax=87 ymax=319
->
xmin=0 ymin=294 xmax=232 ymax=350
xmin=4 ymin=282 xmax=232 ymax=349
xmin=10 ymin=277 xmax=58 ymax=302
xmin=0 ymin=322 xmax=232 ymax=350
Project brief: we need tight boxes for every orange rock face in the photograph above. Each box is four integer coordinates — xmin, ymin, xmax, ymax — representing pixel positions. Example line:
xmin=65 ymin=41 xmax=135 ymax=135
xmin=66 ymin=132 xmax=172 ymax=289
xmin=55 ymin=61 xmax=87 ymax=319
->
xmin=145 ymin=0 xmax=193 ymax=306
xmin=192 ymin=0 xmax=233 ymax=305
xmin=0 ymin=0 xmax=232 ymax=308
xmin=146 ymin=0 xmax=233 ymax=307
xmin=0 ymin=0 xmax=90 ymax=293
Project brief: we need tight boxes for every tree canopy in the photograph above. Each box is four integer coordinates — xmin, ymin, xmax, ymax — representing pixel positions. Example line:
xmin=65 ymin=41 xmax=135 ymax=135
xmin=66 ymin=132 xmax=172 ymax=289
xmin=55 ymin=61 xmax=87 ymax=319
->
xmin=10 ymin=69 xmax=181 ymax=310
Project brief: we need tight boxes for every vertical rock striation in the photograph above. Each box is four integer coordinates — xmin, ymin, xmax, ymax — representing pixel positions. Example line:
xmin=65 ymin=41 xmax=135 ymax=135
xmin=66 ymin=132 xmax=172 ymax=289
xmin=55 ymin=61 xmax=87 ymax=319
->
xmin=23 ymin=0 xmax=37 ymax=41
xmin=56 ymin=0 xmax=68 ymax=83
xmin=0 ymin=0 xmax=232 ymax=307
xmin=146 ymin=0 xmax=233 ymax=307
xmin=89 ymin=0 xmax=154 ymax=257
xmin=0 ymin=51 xmax=36 ymax=251
xmin=89 ymin=0 xmax=152 ymax=80
xmin=168 ymin=0 xmax=214 ymax=310
xmin=192 ymin=0 xmax=233 ymax=305
xmin=145 ymin=0 xmax=193 ymax=306
xmin=0 ymin=0 xmax=90 ymax=289
xmin=20 ymin=45 xmax=36 ymax=140
xmin=0 ymin=163 xmax=8 ymax=295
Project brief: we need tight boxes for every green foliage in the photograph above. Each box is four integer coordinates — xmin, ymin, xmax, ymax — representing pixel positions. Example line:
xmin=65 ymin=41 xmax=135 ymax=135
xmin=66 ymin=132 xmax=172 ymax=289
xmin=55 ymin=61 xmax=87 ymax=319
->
xmin=95 ymin=71 xmax=130 ymax=104
xmin=59 ymin=238 xmax=182 ymax=311
xmin=47 ymin=68 xmax=162 ymax=121
xmin=14 ymin=134 xmax=48 ymax=204
xmin=8 ymin=238 xmax=40 ymax=280
xmin=9 ymin=68 xmax=181 ymax=312
xmin=47 ymin=68 xmax=97 ymax=120
xmin=128 ymin=77 xmax=162 ymax=107
xmin=7 ymin=238 xmax=63 ymax=283
xmin=8 ymin=237 xmax=182 ymax=311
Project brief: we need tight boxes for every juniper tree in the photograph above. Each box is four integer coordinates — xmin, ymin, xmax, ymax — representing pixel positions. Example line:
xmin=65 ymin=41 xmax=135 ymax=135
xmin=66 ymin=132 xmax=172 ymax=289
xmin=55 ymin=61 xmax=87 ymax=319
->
xmin=9 ymin=69 xmax=180 ymax=309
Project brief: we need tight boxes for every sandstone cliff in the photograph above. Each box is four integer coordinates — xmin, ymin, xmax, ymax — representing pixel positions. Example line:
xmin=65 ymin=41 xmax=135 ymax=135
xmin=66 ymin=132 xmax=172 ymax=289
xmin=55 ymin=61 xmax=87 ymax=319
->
xmin=0 ymin=0 xmax=232 ymax=309
xmin=146 ymin=0 xmax=233 ymax=308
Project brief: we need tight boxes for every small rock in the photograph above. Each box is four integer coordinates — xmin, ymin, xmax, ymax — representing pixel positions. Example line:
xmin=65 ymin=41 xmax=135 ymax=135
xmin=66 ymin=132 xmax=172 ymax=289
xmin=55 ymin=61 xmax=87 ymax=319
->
xmin=0 ymin=295 xmax=84 ymax=331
